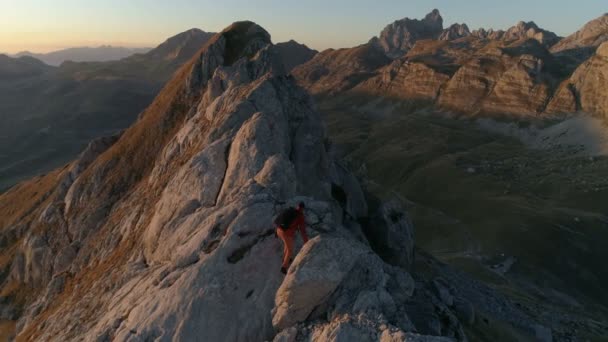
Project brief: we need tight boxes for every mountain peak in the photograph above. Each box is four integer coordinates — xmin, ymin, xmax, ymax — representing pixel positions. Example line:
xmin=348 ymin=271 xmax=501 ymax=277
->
xmin=424 ymin=9 xmax=443 ymax=24
xmin=551 ymin=12 xmax=608 ymax=54
xmin=372 ymin=9 xmax=445 ymax=58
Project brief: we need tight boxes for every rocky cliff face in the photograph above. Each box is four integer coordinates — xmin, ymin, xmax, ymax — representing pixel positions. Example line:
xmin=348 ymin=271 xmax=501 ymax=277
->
xmin=341 ymin=39 xmax=562 ymax=116
xmin=437 ymin=40 xmax=557 ymax=115
xmin=503 ymin=21 xmax=560 ymax=46
xmin=371 ymin=9 xmax=444 ymax=58
xmin=0 ymin=21 xmax=467 ymax=341
xmin=547 ymin=42 xmax=608 ymax=117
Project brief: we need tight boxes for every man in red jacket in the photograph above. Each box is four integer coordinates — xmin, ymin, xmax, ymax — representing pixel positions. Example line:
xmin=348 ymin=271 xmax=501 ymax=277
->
xmin=275 ymin=202 xmax=309 ymax=274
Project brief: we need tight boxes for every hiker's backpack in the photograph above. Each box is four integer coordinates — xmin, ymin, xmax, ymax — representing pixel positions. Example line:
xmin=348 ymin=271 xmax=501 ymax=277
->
xmin=274 ymin=207 xmax=299 ymax=230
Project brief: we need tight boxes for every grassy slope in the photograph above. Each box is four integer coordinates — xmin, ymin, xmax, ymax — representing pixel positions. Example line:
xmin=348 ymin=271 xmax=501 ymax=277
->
xmin=322 ymin=95 xmax=608 ymax=333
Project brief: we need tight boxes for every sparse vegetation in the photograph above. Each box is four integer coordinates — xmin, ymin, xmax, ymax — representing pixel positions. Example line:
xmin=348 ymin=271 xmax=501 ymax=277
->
xmin=322 ymin=95 xmax=608 ymax=337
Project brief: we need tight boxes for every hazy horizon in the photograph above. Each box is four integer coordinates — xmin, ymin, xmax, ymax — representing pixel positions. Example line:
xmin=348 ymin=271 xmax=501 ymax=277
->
xmin=1 ymin=0 xmax=606 ymax=54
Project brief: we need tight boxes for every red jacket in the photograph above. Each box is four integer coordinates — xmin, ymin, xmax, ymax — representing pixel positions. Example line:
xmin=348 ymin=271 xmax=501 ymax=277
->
xmin=286 ymin=211 xmax=309 ymax=242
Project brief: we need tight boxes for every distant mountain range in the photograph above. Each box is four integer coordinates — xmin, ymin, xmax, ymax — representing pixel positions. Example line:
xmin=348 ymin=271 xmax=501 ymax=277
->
xmin=0 ymin=28 xmax=217 ymax=190
xmin=0 ymin=28 xmax=317 ymax=191
xmin=0 ymin=54 xmax=53 ymax=79
xmin=294 ymin=10 xmax=608 ymax=118
xmin=13 ymin=46 xmax=152 ymax=66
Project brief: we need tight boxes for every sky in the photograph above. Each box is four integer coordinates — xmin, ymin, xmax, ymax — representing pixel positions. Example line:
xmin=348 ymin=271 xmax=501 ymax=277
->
xmin=0 ymin=0 xmax=606 ymax=54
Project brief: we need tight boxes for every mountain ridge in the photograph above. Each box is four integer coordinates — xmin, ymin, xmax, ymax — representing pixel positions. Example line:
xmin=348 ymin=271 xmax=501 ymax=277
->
xmin=0 ymin=20 xmax=477 ymax=341
xmin=14 ymin=46 xmax=152 ymax=66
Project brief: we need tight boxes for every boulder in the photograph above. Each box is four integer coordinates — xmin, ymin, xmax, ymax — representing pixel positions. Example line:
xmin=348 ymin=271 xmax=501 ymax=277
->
xmin=272 ymin=236 xmax=366 ymax=330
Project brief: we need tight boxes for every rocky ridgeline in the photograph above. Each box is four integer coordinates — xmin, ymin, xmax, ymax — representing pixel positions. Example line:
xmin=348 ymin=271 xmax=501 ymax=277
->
xmin=0 ymin=22 xmax=477 ymax=341
xmin=472 ymin=21 xmax=560 ymax=47
xmin=369 ymin=9 xmax=560 ymax=59
xmin=370 ymin=9 xmax=444 ymax=58
xmin=293 ymin=11 xmax=608 ymax=118
xmin=550 ymin=13 xmax=608 ymax=54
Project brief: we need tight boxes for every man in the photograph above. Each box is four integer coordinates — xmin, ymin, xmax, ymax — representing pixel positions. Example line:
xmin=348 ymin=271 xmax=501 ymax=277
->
xmin=274 ymin=202 xmax=309 ymax=274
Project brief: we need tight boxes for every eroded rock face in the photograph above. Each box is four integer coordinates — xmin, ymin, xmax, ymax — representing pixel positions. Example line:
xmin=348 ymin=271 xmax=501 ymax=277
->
xmin=371 ymin=9 xmax=444 ymax=58
xmin=547 ymin=42 xmax=608 ymax=117
xmin=439 ymin=24 xmax=471 ymax=41
xmin=437 ymin=42 xmax=558 ymax=115
xmin=354 ymin=59 xmax=450 ymax=101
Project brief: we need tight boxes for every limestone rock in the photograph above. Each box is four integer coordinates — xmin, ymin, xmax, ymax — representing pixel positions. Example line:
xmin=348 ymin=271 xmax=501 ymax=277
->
xmin=272 ymin=236 xmax=366 ymax=330
xmin=439 ymin=24 xmax=471 ymax=41
xmin=546 ymin=43 xmax=608 ymax=117
xmin=503 ymin=21 xmax=560 ymax=46
xmin=0 ymin=21 xmax=336 ymax=342
xmin=551 ymin=14 xmax=608 ymax=54
xmin=471 ymin=28 xmax=506 ymax=40
xmin=371 ymin=9 xmax=444 ymax=58
xmin=480 ymin=55 xmax=550 ymax=115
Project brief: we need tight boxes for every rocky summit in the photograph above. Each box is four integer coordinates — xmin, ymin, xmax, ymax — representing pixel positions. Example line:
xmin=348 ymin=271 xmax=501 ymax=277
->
xmin=370 ymin=9 xmax=444 ymax=58
xmin=0 ymin=21 xmax=473 ymax=341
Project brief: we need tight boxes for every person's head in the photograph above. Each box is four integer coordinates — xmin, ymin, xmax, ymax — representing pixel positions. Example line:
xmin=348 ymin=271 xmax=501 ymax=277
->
xmin=297 ymin=202 xmax=305 ymax=212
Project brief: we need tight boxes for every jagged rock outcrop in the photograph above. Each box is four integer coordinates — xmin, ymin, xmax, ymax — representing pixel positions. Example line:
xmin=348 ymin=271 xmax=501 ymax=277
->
xmin=471 ymin=28 xmax=506 ymax=40
xmin=551 ymin=13 xmax=608 ymax=54
xmin=370 ymin=9 xmax=444 ymax=58
xmin=271 ymin=235 xmax=466 ymax=341
xmin=0 ymin=21 xmax=467 ymax=342
xmin=292 ymin=44 xmax=391 ymax=95
xmin=275 ymin=40 xmax=318 ymax=72
xmin=438 ymin=24 xmax=471 ymax=41
xmin=472 ymin=21 xmax=560 ymax=47
xmin=503 ymin=21 xmax=560 ymax=46
xmin=546 ymin=42 xmax=608 ymax=117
